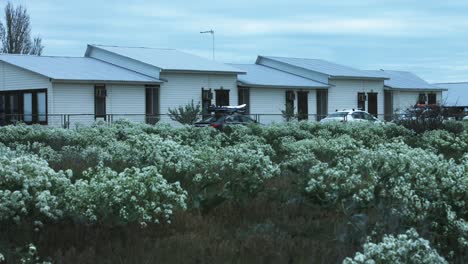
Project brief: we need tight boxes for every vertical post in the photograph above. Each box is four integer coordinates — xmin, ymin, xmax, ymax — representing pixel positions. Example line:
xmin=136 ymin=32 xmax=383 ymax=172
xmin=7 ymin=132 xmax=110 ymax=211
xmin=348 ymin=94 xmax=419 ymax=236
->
xmin=200 ymin=29 xmax=215 ymax=60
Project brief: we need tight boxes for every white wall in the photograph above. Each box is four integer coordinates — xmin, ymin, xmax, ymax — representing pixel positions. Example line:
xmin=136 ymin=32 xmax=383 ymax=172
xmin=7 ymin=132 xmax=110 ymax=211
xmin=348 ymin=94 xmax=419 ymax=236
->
xmin=249 ymin=87 xmax=318 ymax=124
xmin=159 ymin=72 xmax=238 ymax=123
xmin=0 ymin=61 xmax=54 ymax=123
xmin=52 ymin=83 xmax=94 ymax=127
xmin=106 ymin=84 xmax=145 ymax=123
xmin=392 ymin=90 xmax=443 ymax=111
xmin=52 ymin=83 xmax=146 ymax=127
xmin=328 ymin=79 xmax=385 ymax=118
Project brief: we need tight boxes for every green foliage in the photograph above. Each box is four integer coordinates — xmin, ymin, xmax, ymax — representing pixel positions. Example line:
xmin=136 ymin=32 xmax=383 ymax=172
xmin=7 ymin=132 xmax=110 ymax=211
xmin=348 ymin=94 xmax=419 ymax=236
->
xmin=0 ymin=121 xmax=466 ymax=262
xmin=343 ymin=229 xmax=448 ymax=264
xmin=65 ymin=166 xmax=187 ymax=226
xmin=281 ymin=103 xmax=297 ymax=121
xmin=168 ymin=100 xmax=201 ymax=125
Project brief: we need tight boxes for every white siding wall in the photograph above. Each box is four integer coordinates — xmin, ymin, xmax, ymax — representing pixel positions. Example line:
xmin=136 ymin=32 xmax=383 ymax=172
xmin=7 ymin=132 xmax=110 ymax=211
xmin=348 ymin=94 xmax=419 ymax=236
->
xmin=392 ymin=90 xmax=443 ymax=111
xmin=249 ymin=87 xmax=318 ymax=124
xmin=159 ymin=72 xmax=237 ymax=124
xmin=328 ymin=79 xmax=385 ymax=118
xmin=86 ymin=47 xmax=160 ymax=79
xmin=257 ymin=57 xmax=329 ymax=84
xmin=0 ymin=61 xmax=51 ymax=90
xmin=0 ymin=61 xmax=54 ymax=122
xmin=106 ymin=84 xmax=145 ymax=123
xmin=52 ymin=83 xmax=146 ymax=127
xmin=52 ymin=83 xmax=94 ymax=127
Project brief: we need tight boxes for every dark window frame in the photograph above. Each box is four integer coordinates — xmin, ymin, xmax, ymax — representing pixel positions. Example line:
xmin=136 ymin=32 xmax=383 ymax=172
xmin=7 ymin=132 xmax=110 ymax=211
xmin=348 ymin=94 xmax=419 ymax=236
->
xmin=201 ymin=88 xmax=213 ymax=115
xmin=418 ymin=93 xmax=427 ymax=105
xmin=238 ymin=87 xmax=250 ymax=114
xmin=357 ymin=92 xmax=366 ymax=111
xmin=215 ymin=89 xmax=230 ymax=106
xmin=145 ymin=85 xmax=160 ymax=124
xmin=94 ymin=85 xmax=107 ymax=119
xmin=0 ymin=89 xmax=48 ymax=125
xmin=316 ymin=89 xmax=328 ymax=121
xmin=428 ymin=93 xmax=436 ymax=105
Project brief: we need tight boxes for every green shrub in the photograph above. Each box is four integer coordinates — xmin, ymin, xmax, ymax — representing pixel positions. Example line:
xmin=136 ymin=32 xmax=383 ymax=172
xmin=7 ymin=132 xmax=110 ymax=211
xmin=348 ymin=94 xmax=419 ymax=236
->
xmin=343 ymin=229 xmax=448 ymax=264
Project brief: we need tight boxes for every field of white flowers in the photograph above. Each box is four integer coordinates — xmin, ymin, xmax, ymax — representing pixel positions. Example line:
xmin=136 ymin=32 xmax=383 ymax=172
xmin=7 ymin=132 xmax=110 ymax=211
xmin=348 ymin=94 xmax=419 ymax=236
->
xmin=0 ymin=120 xmax=466 ymax=263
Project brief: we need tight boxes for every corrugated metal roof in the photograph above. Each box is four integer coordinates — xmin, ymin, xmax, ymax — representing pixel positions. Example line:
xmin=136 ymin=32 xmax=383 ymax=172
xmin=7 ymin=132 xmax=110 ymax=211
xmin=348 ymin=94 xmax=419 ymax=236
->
xmin=369 ymin=70 xmax=442 ymax=90
xmin=230 ymin=64 xmax=329 ymax=89
xmin=434 ymin=82 xmax=468 ymax=107
xmin=0 ymin=54 xmax=161 ymax=83
xmin=88 ymin=45 xmax=244 ymax=74
xmin=259 ymin=56 xmax=388 ymax=79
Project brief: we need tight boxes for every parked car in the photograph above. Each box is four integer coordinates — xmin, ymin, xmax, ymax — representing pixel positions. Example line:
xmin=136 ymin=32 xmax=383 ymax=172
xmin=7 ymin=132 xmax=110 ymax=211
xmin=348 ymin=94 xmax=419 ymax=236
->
xmin=320 ymin=109 xmax=381 ymax=123
xmin=195 ymin=113 xmax=257 ymax=129
xmin=195 ymin=104 xmax=257 ymax=129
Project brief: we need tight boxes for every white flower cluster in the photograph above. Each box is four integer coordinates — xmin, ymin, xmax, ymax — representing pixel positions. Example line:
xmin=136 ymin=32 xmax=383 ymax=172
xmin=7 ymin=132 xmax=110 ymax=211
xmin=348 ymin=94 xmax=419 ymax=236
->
xmin=0 ymin=144 xmax=187 ymax=226
xmin=343 ymin=229 xmax=448 ymax=264
xmin=65 ymin=165 xmax=187 ymax=225
xmin=305 ymin=142 xmax=468 ymax=256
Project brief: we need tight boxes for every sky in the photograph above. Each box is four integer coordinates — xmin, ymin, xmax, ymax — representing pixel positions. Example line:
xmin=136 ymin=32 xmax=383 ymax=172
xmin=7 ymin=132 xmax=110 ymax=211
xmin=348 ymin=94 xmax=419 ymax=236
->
xmin=4 ymin=0 xmax=468 ymax=82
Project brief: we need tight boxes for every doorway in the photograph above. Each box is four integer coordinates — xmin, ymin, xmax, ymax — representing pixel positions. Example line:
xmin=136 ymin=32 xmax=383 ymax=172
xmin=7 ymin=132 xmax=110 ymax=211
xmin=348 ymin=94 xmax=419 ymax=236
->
xmin=367 ymin=92 xmax=378 ymax=117
xmin=384 ymin=90 xmax=393 ymax=121
xmin=297 ymin=91 xmax=308 ymax=120
xmin=316 ymin=89 xmax=328 ymax=121
xmin=215 ymin=90 xmax=230 ymax=106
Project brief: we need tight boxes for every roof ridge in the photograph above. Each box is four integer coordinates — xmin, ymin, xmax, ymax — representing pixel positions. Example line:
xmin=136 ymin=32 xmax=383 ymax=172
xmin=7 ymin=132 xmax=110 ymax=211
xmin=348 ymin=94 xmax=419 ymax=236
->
xmin=0 ymin=54 xmax=85 ymax=59
xmin=263 ymin=55 xmax=324 ymax=61
xmin=433 ymin=82 xmax=468 ymax=85
xmin=91 ymin=44 xmax=175 ymax=50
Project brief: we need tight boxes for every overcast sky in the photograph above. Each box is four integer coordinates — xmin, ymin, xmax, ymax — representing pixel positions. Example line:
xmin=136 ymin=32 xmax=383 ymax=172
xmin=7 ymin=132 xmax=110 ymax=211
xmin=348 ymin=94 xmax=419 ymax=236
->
xmin=6 ymin=0 xmax=468 ymax=82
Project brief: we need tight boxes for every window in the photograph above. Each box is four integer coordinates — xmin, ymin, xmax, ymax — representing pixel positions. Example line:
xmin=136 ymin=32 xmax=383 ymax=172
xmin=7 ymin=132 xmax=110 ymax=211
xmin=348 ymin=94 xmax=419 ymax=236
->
xmin=357 ymin=92 xmax=366 ymax=111
xmin=215 ymin=89 xmax=230 ymax=106
xmin=37 ymin=92 xmax=46 ymax=122
xmin=94 ymin=85 xmax=106 ymax=119
xmin=0 ymin=89 xmax=47 ymax=125
xmin=285 ymin=90 xmax=295 ymax=108
xmin=145 ymin=85 xmax=160 ymax=124
xmin=238 ymin=87 xmax=250 ymax=114
xmin=418 ymin=93 xmax=427 ymax=105
xmin=0 ymin=94 xmax=4 ymax=125
xmin=352 ymin=112 xmax=364 ymax=120
xmin=428 ymin=93 xmax=436 ymax=105
xmin=363 ymin=112 xmax=376 ymax=121
xmin=201 ymin=88 xmax=212 ymax=116
xmin=316 ymin=89 xmax=328 ymax=121
xmin=23 ymin=93 xmax=33 ymax=122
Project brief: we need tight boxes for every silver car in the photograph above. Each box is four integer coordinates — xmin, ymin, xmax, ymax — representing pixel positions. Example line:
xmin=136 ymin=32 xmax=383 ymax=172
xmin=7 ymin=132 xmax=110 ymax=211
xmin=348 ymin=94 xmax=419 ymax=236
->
xmin=320 ymin=109 xmax=380 ymax=123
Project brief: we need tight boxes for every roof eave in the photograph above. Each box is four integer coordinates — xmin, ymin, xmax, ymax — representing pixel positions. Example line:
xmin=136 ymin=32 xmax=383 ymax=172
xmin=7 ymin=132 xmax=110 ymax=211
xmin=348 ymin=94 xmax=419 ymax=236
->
xmin=330 ymin=76 xmax=389 ymax=80
xmin=161 ymin=69 xmax=246 ymax=75
xmin=51 ymin=79 xmax=163 ymax=85
xmin=385 ymin=86 xmax=447 ymax=91
xmin=237 ymin=81 xmax=330 ymax=89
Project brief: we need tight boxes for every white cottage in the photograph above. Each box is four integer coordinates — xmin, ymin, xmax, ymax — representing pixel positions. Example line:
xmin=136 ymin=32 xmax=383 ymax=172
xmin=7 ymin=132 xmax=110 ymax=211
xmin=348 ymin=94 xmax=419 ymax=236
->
xmin=249 ymin=56 xmax=389 ymax=120
xmin=229 ymin=63 xmax=330 ymax=123
xmin=0 ymin=44 xmax=447 ymax=126
xmin=368 ymin=70 xmax=446 ymax=119
xmin=0 ymin=45 xmax=244 ymax=127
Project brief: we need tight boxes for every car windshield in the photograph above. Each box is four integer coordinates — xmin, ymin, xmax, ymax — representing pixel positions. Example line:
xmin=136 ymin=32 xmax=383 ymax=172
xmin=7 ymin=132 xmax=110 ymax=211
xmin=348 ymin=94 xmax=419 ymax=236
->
xmin=328 ymin=112 xmax=348 ymax=118
xmin=200 ymin=115 xmax=225 ymax=123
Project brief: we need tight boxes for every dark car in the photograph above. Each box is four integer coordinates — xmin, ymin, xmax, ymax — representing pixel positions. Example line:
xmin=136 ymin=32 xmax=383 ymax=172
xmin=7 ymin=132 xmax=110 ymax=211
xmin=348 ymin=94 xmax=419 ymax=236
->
xmin=195 ymin=113 xmax=257 ymax=129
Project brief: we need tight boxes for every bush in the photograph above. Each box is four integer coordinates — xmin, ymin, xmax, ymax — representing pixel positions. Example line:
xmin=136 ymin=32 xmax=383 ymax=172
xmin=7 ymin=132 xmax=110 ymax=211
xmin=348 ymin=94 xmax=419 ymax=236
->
xmin=65 ymin=166 xmax=187 ymax=226
xmin=343 ymin=229 xmax=448 ymax=264
xmin=0 ymin=120 xmax=466 ymax=262
xmin=168 ymin=100 xmax=201 ymax=125
xmin=0 ymin=145 xmax=71 ymax=224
